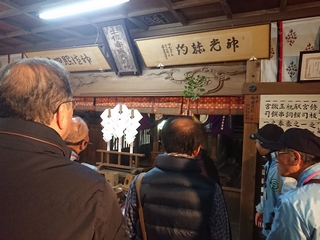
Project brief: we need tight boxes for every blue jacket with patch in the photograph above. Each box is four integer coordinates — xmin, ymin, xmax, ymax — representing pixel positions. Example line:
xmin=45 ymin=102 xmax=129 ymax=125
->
xmin=267 ymin=163 xmax=320 ymax=240
xmin=256 ymin=153 xmax=296 ymax=236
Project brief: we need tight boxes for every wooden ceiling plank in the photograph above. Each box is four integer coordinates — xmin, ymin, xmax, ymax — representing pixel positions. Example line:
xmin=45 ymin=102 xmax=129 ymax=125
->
xmin=280 ymin=0 xmax=288 ymax=12
xmin=126 ymin=17 xmax=149 ymax=30
xmin=0 ymin=0 xmax=91 ymax=40
xmin=287 ymin=2 xmax=320 ymax=11
xmin=13 ymin=36 xmax=36 ymax=45
xmin=0 ymin=0 xmax=22 ymax=11
xmin=219 ymin=0 xmax=233 ymax=19
xmin=0 ymin=30 xmax=7 ymax=37
xmin=0 ymin=17 xmax=94 ymax=40
xmin=0 ymin=39 xmax=19 ymax=48
xmin=160 ymin=0 xmax=188 ymax=26
xmin=4 ymin=1 xmax=309 ymax=43
xmin=60 ymin=29 xmax=88 ymax=39
xmin=1 ymin=19 xmax=31 ymax=32
xmin=127 ymin=7 xmax=168 ymax=18
xmin=0 ymin=35 xmax=102 ymax=55
xmin=0 ymin=8 xmax=20 ymax=18
xmin=116 ymin=9 xmax=148 ymax=31
xmin=131 ymin=5 xmax=320 ymax=39
xmin=33 ymin=33 xmax=61 ymax=43
xmin=0 ymin=15 xmax=90 ymax=45
xmin=172 ymin=0 xmax=220 ymax=9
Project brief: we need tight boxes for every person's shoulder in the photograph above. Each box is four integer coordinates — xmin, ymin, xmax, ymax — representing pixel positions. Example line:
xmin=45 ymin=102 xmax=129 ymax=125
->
xmin=59 ymin=161 xmax=106 ymax=187
xmin=279 ymin=186 xmax=308 ymax=204
xmin=195 ymin=172 xmax=220 ymax=190
xmin=267 ymin=162 xmax=278 ymax=173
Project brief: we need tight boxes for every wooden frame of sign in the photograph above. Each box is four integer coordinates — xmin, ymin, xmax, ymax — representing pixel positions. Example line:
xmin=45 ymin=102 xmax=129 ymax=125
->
xmin=25 ymin=45 xmax=111 ymax=72
xmin=135 ymin=24 xmax=270 ymax=67
xmin=100 ymin=20 xmax=141 ymax=76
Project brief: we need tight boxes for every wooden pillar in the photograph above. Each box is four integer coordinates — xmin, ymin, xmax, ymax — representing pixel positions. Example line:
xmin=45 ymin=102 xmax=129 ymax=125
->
xmin=239 ymin=60 xmax=260 ymax=240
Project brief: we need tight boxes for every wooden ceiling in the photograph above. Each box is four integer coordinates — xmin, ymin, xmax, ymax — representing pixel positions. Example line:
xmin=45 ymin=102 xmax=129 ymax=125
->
xmin=0 ymin=0 xmax=319 ymax=55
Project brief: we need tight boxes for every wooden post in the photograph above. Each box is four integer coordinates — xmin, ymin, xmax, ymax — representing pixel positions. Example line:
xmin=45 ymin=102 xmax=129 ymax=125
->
xmin=152 ymin=125 xmax=159 ymax=152
xmin=239 ymin=60 xmax=260 ymax=240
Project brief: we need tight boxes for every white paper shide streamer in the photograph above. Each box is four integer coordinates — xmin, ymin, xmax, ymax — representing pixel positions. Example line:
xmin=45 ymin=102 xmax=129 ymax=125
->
xmin=100 ymin=104 xmax=142 ymax=153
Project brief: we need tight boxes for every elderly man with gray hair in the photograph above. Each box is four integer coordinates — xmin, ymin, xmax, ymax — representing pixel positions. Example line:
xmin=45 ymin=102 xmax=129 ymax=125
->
xmin=0 ymin=58 xmax=128 ymax=240
xmin=65 ymin=116 xmax=97 ymax=170
xmin=264 ymin=128 xmax=320 ymax=240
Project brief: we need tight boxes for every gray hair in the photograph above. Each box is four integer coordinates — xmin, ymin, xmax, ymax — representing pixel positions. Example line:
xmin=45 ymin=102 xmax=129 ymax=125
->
xmin=298 ymin=151 xmax=320 ymax=164
xmin=0 ymin=58 xmax=72 ymax=124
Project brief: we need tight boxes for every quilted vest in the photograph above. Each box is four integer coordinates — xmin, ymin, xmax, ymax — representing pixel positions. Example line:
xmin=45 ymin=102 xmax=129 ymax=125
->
xmin=139 ymin=154 xmax=215 ymax=240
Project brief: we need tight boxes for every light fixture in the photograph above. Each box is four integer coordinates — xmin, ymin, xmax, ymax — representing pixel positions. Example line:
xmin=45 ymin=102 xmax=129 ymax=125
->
xmin=39 ymin=0 xmax=129 ymax=20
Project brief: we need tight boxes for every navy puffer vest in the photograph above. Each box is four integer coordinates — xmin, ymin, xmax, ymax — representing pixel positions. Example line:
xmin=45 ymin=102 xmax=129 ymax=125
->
xmin=139 ymin=154 xmax=216 ymax=240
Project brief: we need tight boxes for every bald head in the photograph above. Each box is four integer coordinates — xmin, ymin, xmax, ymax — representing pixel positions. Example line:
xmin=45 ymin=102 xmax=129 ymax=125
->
xmin=64 ymin=116 xmax=89 ymax=153
xmin=161 ymin=116 xmax=205 ymax=156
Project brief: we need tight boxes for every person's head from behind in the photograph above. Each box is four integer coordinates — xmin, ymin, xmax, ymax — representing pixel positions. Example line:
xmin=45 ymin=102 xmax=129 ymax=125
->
xmin=263 ymin=128 xmax=320 ymax=178
xmin=64 ymin=116 xmax=90 ymax=154
xmin=161 ymin=116 xmax=205 ymax=157
xmin=250 ymin=124 xmax=284 ymax=156
xmin=0 ymin=58 xmax=73 ymax=139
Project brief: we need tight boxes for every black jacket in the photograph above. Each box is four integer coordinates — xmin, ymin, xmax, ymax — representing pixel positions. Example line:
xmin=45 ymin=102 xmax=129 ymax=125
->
xmin=140 ymin=154 xmax=216 ymax=240
xmin=0 ymin=118 xmax=128 ymax=240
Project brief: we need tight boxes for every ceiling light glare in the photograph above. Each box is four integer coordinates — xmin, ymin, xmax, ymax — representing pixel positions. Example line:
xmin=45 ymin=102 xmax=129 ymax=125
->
xmin=39 ymin=0 xmax=129 ymax=19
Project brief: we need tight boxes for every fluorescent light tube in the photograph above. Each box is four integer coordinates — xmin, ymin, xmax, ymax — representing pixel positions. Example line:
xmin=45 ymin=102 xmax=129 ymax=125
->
xmin=39 ymin=0 xmax=129 ymax=19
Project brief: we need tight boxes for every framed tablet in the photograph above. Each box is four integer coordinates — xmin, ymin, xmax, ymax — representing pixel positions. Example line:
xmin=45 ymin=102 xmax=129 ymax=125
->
xmin=298 ymin=50 xmax=320 ymax=82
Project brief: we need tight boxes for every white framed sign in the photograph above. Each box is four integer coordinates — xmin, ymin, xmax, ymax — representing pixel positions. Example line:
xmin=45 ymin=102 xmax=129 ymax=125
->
xmin=260 ymin=94 xmax=320 ymax=136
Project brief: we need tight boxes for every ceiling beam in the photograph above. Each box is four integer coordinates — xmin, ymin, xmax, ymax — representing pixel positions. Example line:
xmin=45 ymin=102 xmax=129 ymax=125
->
xmin=0 ymin=34 xmax=103 ymax=55
xmin=160 ymin=0 xmax=188 ymax=26
xmin=0 ymin=38 xmax=22 ymax=48
xmin=1 ymin=19 xmax=31 ymax=32
xmin=0 ymin=19 xmax=62 ymax=46
xmin=33 ymin=33 xmax=62 ymax=42
xmin=286 ymin=1 xmax=320 ymax=11
xmin=13 ymin=37 xmax=36 ymax=45
xmin=172 ymin=0 xmax=220 ymax=9
xmin=116 ymin=9 xmax=148 ymax=31
xmin=280 ymin=0 xmax=288 ymax=12
xmin=219 ymin=0 xmax=233 ymax=19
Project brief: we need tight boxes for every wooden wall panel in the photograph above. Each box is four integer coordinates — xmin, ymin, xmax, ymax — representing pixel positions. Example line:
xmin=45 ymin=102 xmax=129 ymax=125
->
xmin=71 ymin=63 xmax=246 ymax=97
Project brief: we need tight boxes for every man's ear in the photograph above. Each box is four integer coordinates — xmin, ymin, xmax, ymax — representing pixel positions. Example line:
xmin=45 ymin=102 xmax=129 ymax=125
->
xmin=54 ymin=103 xmax=72 ymax=139
xmin=80 ymin=140 xmax=87 ymax=151
xmin=192 ymin=146 xmax=201 ymax=157
xmin=292 ymin=151 xmax=302 ymax=166
xmin=56 ymin=103 xmax=66 ymax=129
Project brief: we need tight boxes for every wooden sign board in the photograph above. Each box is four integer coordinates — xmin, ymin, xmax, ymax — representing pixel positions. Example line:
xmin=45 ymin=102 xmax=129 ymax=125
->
xmin=260 ymin=94 xmax=320 ymax=136
xmin=244 ymin=95 xmax=260 ymax=123
xmin=25 ymin=46 xmax=111 ymax=72
xmin=101 ymin=23 xmax=141 ymax=75
xmin=135 ymin=24 xmax=270 ymax=67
